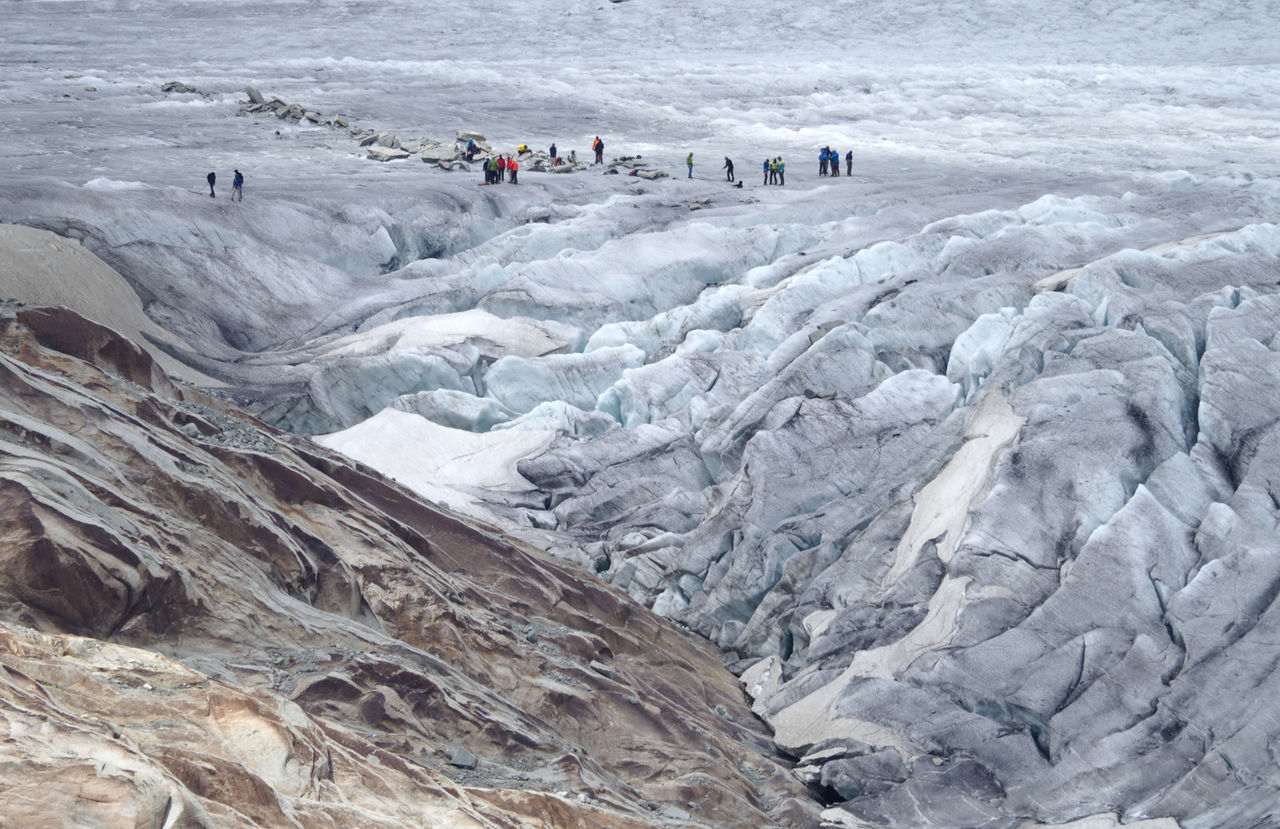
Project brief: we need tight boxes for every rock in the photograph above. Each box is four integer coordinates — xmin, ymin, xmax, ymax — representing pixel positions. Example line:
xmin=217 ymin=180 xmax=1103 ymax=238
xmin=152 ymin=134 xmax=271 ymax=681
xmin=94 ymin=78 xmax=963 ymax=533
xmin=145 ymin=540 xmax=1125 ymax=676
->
xmin=244 ymin=85 xmax=266 ymax=105
xmin=446 ymin=747 xmax=478 ymax=769
xmin=367 ymin=146 xmax=411 ymax=162
xmin=588 ymin=660 xmax=616 ymax=679
xmin=160 ymin=81 xmax=197 ymax=94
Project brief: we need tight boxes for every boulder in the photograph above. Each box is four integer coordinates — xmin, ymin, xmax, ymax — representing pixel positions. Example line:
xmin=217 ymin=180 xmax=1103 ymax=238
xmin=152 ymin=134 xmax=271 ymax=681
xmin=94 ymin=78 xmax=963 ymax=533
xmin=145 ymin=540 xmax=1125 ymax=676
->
xmin=366 ymin=146 xmax=411 ymax=162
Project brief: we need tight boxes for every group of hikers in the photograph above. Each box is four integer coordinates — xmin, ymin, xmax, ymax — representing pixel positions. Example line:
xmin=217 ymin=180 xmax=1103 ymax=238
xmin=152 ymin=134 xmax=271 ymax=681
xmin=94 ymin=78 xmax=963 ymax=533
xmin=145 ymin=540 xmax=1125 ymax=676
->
xmin=820 ymin=146 xmax=852 ymax=177
xmin=205 ymin=169 xmax=244 ymax=200
xmin=481 ymin=153 xmax=519 ymax=185
xmin=208 ymin=138 xmax=852 ymax=198
xmin=763 ymin=156 xmax=787 ymax=185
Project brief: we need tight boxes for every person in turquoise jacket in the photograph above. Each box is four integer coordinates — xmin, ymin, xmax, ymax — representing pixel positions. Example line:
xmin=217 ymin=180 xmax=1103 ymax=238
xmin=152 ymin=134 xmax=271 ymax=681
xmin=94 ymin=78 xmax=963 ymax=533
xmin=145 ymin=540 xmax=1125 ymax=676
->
xmin=776 ymin=157 xmax=785 ymax=185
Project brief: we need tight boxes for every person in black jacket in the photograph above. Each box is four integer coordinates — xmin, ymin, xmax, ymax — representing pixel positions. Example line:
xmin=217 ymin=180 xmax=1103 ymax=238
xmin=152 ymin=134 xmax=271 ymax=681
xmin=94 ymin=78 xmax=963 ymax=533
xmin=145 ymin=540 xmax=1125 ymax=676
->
xmin=206 ymin=171 xmax=216 ymax=197
xmin=723 ymin=157 xmax=734 ymax=182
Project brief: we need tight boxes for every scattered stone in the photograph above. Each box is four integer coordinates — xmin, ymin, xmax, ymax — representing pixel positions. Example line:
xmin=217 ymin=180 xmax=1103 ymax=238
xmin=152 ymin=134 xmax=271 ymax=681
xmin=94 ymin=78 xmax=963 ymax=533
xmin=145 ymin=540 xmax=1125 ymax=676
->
xmin=588 ymin=660 xmax=616 ymax=680
xmin=160 ymin=81 xmax=198 ymax=94
xmin=244 ymin=86 xmax=266 ymax=105
xmin=446 ymin=748 xmax=478 ymax=769
xmin=366 ymin=146 xmax=411 ymax=162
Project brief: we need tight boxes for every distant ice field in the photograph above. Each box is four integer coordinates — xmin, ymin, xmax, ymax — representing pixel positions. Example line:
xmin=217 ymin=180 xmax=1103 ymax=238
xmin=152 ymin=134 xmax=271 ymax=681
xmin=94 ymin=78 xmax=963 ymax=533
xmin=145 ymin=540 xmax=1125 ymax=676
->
xmin=3 ymin=0 xmax=1278 ymax=195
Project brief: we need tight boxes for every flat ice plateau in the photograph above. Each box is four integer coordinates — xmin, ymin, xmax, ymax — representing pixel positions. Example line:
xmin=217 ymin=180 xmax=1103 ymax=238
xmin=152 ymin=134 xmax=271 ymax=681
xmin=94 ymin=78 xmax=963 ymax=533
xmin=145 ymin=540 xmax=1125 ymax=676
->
xmin=4 ymin=0 xmax=1280 ymax=826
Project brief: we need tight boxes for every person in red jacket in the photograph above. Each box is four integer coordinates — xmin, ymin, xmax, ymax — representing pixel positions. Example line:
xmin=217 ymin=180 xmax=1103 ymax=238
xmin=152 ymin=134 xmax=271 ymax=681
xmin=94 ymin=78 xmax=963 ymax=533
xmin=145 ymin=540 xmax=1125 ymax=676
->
xmin=507 ymin=156 xmax=519 ymax=184
xmin=497 ymin=154 xmax=507 ymax=182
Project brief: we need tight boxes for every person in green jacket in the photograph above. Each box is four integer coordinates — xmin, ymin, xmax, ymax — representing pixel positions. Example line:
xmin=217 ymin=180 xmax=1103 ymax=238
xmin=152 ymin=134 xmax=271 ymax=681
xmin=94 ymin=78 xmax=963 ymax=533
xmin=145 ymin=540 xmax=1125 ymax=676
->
xmin=686 ymin=151 xmax=693 ymax=178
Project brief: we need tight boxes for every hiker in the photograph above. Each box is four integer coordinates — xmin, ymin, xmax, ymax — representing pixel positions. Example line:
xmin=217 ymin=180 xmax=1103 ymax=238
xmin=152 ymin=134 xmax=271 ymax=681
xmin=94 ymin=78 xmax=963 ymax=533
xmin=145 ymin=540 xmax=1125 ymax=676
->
xmin=830 ymin=148 xmax=839 ymax=177
xmin=231 ymin=169 xmax=244 ymax=201
xmin=593 ymin=135 xmax=604 ymax=164
xmin=763 ymin=158 xmax=770 ymax=185
xmin=550 ymin=142 xmax=558 ymax=165
xmin=206 ymin=171 xmax=216 ymax=197
xmin=819 ymin=147 xmax=829 ymax=176
xmin=723 ymin=156 xmax=734 ymax=182
xmin=846 ymin=149 xmax=853 ymax=176
xmin=508 ymin=155 xmax=518 ymax=184
xmin=686 ymin=151 xmax=693 ymax=178
xmin=497 ymin=154 xmax=507 ymax=182
xmin=466 ymin=138 xmax=477 ymax=160
xmin=776 ymin=157 xmax=785 ymax=185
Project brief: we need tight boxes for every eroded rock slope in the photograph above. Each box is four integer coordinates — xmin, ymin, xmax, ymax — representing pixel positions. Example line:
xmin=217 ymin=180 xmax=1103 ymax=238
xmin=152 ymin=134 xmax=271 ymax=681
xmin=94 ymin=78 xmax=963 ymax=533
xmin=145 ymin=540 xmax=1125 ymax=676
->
xmin=0 ymin=300 xmax=820 ymax=828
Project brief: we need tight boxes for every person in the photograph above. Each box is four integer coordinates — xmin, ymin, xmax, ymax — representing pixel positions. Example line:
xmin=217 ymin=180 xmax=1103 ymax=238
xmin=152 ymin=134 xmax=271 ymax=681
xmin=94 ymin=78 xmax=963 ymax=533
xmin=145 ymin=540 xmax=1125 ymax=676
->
xmin=723 ymin=156 xmax=734 ymax=182
xmin=846 ymin=149 xmax=853 ymax=176
xmin=231 ymin=169 xmax=244 ymax=201
xmin=819 ymin=147 xmax=829 ymax=176
xmin=550 ymin=142 xmax=557 ymax=163
xmin=593 ymin=135 xmax=604 ymax=164
xmin=569 ymin=149 xmax=577 ymax=164
xmin=830 ymin=148 xmax=839 ymax=177
xmin=508 ymin=155 xmax=518 ymax=184
xmin=466 ymin=138 xmax=477 ymax=160
xmin=206 ymin=171 xmax=216 ymax=197
xmin=497 ymin=154 xmax=506 ymax=182
xmin=776 ymin=156 xmax=785 ymax=185
xmin=763 ymin=158 xmax=770 ymax=185
xmin=686 ymin=151 xmax=693 ymax=178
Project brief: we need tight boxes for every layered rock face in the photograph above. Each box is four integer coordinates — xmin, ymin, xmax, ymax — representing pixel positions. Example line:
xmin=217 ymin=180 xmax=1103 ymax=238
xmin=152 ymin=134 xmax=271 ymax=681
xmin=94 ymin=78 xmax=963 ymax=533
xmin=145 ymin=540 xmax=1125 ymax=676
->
xmin=0 ymin=300 xmax=820 ymax=828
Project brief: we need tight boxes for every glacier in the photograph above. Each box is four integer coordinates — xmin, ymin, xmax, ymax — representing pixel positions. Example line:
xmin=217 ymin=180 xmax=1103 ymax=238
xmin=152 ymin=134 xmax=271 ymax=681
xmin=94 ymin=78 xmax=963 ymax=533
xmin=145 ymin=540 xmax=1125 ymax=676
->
xmin=3 ymin=0 xmax=1280 ymax=826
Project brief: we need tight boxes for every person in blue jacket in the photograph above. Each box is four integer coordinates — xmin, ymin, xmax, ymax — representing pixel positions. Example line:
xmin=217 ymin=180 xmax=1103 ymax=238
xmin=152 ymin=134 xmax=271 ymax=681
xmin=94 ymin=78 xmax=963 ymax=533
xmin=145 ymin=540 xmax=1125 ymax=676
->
xmin=819 ymin=147 xmax=829 ymax=176
xmin=846 ymin=149 xmax=853 ymax=176
xmin=830 ymin=148 xmax=839 ymax=177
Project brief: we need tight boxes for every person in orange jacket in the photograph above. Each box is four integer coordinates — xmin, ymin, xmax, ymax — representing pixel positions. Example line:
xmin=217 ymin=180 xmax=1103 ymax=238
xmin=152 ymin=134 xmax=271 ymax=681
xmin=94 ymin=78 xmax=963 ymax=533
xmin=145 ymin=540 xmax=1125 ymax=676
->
xmin=507 ymin=155 xmax=519 ymax=184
